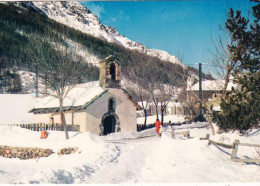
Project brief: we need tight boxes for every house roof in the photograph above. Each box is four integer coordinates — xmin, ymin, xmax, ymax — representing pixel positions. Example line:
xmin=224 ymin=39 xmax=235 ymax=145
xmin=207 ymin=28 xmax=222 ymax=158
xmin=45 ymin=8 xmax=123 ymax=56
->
xmin=29 ymin=81 xmax=142 ymax=113
xmin=186 ymin=79 xmax=237 ymax=91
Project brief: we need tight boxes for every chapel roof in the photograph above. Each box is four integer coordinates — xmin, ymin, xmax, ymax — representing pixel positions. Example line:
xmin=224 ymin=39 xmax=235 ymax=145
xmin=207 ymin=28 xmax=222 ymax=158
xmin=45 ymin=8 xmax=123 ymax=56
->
xmin=29 ymin=81 xmax=142 ymax=113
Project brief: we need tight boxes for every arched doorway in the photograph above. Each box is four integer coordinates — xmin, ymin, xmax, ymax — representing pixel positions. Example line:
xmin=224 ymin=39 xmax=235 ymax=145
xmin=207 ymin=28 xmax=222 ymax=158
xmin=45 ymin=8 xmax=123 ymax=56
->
xmin=103 ymin=115 xmax=116 ymax=135
xmin=100 ymin=112 xmax=120 ymax=136
xmin=110 ymin=63 xmax=116 ymax=80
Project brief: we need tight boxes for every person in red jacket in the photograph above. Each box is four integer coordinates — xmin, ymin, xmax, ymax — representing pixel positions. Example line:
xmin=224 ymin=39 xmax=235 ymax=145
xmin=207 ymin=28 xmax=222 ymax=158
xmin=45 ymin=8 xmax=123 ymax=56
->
xmin=155 ymin=119 xmax=161 ymax=136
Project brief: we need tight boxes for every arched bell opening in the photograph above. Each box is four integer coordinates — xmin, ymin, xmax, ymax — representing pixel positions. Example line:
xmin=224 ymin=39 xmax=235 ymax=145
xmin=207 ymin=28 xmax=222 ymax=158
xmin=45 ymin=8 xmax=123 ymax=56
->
xmin=110 ymin=63 xmax=116 ymax=80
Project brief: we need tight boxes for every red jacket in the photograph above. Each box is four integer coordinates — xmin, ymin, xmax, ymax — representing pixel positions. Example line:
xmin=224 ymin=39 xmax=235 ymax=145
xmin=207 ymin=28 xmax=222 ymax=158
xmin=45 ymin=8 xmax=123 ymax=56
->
xmin=155 ymin=120 xmax=161 ymax=134
xmin=155 ymin=120 xmax=161 ymax=128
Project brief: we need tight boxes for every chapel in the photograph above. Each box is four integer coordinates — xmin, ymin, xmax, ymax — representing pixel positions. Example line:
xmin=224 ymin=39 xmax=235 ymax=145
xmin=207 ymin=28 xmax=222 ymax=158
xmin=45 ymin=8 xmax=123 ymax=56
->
xmin=29 ymin=55 xmax=141 ymax=135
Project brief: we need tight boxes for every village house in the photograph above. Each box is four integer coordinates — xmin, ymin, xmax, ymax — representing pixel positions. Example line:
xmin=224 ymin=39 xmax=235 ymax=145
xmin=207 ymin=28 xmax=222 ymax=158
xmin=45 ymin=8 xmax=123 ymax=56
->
xmin=186 ymin=76 xmax=237 ymax=102
xmin=29 ymin=55 xmax=142 ymax=135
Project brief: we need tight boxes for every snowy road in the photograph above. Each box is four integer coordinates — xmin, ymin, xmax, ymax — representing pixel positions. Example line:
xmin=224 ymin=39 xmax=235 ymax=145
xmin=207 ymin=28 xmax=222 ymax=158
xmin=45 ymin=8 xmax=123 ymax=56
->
xmin=86 ymin=136 xmax=160 ymax=183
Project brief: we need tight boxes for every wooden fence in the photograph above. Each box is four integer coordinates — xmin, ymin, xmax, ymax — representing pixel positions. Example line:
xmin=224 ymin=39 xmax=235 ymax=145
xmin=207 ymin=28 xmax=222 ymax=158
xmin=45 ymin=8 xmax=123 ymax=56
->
xmin=0 ymin=123 xmax=80 ymax=132
xmin=137 ymin=124 xmax=155 ymax=132
xmin=208 ymin=138 xmax=260 ymax=164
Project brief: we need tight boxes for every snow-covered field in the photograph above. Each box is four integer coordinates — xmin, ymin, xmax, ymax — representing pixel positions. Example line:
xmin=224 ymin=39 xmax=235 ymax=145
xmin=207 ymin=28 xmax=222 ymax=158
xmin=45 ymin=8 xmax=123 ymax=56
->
xmin=0 ymin=123 xmax=259 ymax=184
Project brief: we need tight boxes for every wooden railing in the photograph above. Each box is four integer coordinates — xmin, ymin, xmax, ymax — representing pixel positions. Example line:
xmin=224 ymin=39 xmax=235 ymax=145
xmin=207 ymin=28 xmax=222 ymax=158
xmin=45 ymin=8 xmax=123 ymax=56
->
xmin=0 ymin=123 xmax=80 ymax=132
xmin=208 ymin=138 xmax=260 ymax=164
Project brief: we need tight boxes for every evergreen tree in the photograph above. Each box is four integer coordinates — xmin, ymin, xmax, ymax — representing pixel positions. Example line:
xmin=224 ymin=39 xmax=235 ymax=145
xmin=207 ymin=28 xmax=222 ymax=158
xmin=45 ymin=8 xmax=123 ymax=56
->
xmin=213 ymin=2 xmax=260 ymax=134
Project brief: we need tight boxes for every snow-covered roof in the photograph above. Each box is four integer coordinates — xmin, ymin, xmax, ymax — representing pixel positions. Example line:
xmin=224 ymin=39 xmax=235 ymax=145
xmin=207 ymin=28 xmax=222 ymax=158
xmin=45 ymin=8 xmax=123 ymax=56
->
xmin=35 ymin=81 xmax=104 ymax=108
xmin=30 ymin=81 xmax=142 ymax=113
xmin=30 ymin=81 xmax=106 ymax=113
xmin=187 ymin=79 xmax=237 ymax=91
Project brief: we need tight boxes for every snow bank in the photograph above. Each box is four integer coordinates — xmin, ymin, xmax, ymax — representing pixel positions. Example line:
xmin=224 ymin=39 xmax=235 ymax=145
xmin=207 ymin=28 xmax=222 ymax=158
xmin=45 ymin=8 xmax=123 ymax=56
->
xmin=139 ymin=128 xmax=260 ymax=183
xmin=0 ymin=125 xmax=118 ymax=184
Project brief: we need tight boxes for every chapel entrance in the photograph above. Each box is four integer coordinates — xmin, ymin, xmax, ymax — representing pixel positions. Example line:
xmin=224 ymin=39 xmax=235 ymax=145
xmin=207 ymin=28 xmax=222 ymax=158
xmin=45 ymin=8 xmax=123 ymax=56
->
xmin=100 ymin=112 xmax=120 ymax=136
xmin=103 ymin=115 xmax=116 ymax=135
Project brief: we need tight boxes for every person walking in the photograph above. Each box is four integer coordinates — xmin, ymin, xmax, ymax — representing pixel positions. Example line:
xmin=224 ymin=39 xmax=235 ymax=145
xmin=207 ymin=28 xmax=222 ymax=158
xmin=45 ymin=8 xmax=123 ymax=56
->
xmin=155 ymin=119 xmax=161 ymax=136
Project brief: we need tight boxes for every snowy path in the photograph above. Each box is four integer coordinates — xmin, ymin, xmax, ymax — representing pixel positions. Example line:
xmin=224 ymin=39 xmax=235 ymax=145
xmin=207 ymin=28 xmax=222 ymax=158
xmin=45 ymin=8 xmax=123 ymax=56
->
xmin=86 ymin=136 xmax=160 ymax=183
xmin=1 ymin=126 xmax=260 ymax=183
xmin=86 ymin=133 xmax=260 ymax=183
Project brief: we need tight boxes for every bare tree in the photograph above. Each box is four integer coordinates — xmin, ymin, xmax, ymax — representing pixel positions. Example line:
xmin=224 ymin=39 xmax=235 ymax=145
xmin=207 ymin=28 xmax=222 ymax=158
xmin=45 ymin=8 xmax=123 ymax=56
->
xmin=210 ymin=25 xmax=239 ymax=98
xmin=27 ymin=33 xmax=87 ymax=139
xmin=127 ymin=63 xmax=151 ymax=128
xmin=148 ymin=74 xmax=161 ymax=121
xmin=157 ymin=84 xmax=176 ymax=126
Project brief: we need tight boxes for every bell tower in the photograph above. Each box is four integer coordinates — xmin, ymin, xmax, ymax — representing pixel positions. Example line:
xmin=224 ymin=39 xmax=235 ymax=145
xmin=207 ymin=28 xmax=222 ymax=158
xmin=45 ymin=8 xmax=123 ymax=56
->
xmin=99 ymin=55 xmax=121 ymax=88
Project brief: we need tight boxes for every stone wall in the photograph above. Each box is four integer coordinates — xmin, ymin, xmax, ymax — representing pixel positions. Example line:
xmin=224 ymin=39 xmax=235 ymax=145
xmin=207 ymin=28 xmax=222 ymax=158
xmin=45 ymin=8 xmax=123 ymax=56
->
xmin=0 ymin=146 xmax=79 ymax=160
xmin=0 ymin=145 xmax=53 ymax=159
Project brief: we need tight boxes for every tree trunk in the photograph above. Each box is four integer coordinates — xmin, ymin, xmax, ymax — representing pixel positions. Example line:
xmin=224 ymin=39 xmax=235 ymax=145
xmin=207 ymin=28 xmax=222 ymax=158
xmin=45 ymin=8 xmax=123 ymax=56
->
xmin=205 ymin=113 xmax=215 ymax=136
xmin=161 ymin=107 xmax=164 ymax=126
xmin=35 ymin=63 xmax=39 ymax=98
xmin=144 ymin=109 xmax=147 ymax=129
xmin=155 ymin=103 xmax=159 ymax=120
xmin=222 ymin=66 xmax=231 ymax=99
xmin=59 ymin=98 xmax=69 ymax=139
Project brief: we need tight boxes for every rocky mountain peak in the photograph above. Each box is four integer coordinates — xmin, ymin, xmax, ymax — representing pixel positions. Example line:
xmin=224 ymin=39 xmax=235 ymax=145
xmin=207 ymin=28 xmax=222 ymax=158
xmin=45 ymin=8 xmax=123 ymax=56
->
xmin=28 ymin=1 xmax=183 ymax=66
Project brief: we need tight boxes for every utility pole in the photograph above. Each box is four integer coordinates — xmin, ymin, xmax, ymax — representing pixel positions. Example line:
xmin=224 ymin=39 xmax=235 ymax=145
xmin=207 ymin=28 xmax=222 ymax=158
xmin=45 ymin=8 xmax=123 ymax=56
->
xmin=199 ymin=63 xmax=203 ymax=121
xmin=35 ymin=62 xmax=39 ymax=98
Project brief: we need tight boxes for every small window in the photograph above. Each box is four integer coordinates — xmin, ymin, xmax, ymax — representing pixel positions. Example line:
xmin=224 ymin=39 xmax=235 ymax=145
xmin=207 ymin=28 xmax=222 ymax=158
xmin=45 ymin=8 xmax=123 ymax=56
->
xmin=108 ymin=97 xmax=116 ymax=112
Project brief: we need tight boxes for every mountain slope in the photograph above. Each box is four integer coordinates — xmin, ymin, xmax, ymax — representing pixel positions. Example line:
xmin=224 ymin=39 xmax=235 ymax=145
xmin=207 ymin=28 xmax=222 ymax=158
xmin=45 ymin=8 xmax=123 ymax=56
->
xmin=30 ymin=1 xmax=183 ymax=66
xmin=0 ymin=2 xmax=213 ymax=95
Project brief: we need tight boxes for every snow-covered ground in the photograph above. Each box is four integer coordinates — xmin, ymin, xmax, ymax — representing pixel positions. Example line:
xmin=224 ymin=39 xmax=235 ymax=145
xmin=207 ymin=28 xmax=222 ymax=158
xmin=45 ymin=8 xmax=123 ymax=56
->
xmin=0 ymin=123 xmax=259 ymax=184
xmin=137 ymin=114 xmax=185 ymax=125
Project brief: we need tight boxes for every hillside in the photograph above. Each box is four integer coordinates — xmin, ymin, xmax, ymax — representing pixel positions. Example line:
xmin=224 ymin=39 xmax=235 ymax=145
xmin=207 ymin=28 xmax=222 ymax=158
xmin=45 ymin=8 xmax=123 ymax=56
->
xmin=31 ymin=1 xmax=183 ymax=66
xmin=0 ymin=2 xmax=213 ymax=94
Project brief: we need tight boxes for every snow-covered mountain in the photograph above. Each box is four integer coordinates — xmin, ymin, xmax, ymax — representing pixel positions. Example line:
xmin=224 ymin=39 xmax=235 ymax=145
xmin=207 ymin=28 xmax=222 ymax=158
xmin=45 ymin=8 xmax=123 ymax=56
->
xmin=27 ymin=1 xmax=183 ymax=66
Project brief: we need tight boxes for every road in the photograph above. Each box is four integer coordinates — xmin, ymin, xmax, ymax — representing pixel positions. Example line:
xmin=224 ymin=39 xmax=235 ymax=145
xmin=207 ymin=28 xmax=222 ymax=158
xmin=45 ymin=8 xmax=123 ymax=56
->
xmin=86 ymin=136 xmax=160 ymax=183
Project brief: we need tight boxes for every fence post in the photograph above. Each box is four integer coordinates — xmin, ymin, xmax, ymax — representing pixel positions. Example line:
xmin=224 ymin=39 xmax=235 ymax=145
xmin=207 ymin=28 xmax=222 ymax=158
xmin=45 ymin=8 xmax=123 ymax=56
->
xmin=41 ymin=123 xmax=43 ymax=131
xmin=231 ymin=139 xmax=239 ymax=159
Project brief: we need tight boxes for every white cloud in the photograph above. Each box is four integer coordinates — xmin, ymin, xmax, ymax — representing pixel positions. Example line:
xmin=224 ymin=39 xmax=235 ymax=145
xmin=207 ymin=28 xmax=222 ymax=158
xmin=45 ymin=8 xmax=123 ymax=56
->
xmin=85 ymin=3 xmax=105 ymax=18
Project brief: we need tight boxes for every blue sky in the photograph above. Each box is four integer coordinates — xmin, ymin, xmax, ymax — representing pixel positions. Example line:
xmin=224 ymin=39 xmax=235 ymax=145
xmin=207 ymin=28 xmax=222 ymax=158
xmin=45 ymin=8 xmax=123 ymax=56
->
xmin=80 ymin=0 xmax=256 ymax=69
